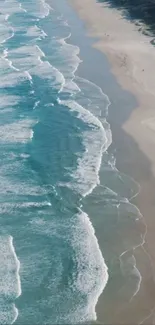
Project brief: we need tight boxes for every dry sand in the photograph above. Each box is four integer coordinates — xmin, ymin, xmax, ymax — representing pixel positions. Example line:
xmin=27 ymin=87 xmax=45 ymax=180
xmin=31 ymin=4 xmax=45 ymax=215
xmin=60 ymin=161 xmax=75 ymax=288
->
xmin=68 ymin=0 xmax=155 ymax=324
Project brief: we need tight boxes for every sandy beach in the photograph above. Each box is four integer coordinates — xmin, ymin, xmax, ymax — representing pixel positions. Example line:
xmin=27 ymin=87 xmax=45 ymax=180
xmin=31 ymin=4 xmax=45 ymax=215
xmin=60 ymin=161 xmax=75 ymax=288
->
xmin=68 ymin=0 xmax=155 ymax=323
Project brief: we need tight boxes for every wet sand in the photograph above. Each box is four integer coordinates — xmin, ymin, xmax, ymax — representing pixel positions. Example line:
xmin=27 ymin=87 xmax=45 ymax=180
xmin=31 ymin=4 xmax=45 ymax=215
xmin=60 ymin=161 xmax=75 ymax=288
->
xmin=68 ymin=0 xmax=155 ymax=324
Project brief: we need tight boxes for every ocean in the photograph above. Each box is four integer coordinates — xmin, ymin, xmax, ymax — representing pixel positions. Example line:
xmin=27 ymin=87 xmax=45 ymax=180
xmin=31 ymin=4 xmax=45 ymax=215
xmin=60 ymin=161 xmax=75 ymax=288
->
xmin=0 ymin=0 xmax=146 ymax=324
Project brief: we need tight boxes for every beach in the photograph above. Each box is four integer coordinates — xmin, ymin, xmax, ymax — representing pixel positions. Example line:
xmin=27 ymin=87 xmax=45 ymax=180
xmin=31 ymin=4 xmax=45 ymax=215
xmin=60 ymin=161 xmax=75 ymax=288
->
xmin=0 ymin=0 xmax=155 ymax=323
xmin=67 ymin=0 xmax=155 ymax=324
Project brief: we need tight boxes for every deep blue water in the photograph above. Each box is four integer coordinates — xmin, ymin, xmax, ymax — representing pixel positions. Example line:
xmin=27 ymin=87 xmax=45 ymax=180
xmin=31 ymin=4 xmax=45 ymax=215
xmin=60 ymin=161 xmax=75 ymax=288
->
xmin=0 ymin=0 xmax=146 ymax=324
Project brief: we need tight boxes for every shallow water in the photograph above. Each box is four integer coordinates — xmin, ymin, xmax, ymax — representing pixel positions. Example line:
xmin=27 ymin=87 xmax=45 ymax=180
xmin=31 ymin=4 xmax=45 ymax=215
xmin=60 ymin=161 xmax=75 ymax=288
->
xmin=0 ymin=0 xmax=146 ymax=324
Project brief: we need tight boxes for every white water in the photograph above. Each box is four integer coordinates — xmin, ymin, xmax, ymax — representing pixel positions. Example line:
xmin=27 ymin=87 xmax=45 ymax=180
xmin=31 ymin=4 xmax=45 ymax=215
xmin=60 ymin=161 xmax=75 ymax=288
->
xmin=0 ymin=236 xmax=21 ymax=324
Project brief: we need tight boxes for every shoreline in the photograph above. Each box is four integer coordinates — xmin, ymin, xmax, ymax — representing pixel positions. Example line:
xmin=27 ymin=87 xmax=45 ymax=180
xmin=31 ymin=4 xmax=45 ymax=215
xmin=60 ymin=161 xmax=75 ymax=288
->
xmin=46 ymin=0 xmax=155 ymax=322
xmin=67 ymin=0 xmax=155 ymax=324
xmin=68 ymin=0 xmax=155 ymax=178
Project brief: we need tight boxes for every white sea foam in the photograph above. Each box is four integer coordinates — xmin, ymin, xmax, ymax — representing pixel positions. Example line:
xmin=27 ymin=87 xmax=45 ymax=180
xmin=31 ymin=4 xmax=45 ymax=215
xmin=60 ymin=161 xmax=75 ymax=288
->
xmin=0 ymin=202 xmax=51 ymax=213
xmin=7 ymin=45 xmax=45 ymax=71
xmin=0 ymin=95 xmax=20 ymax=110
xmin=28 ymin=208 xmax=108 ymax=323
xmin=9 ymin=44 xmax=45 ymax=57
xmin=0 ymin=107 xmax=13 ymax=114
xmin=2 ymin=36 xmax=65 ymax=92
xmin=19 ymin=153 xmax=30 ymax=159
xmin=58 ymin=99 xmax=111 ymax=196
xmin=10 ymin=236 xmax=21 ymax=298
xmin=33 ymin=100 xmax=40 ymax=110
xmin=64 ymin=80 xmax=81 ymax=94
xmin=0 ymin=119 xmax=36 ymax=143
xmin=58 ymin=99 xmax=105 ymax=128
xmin=0 ymin=236 xmax=21 ymax=324
xmin=8 ymin=56 xmax=40 ymax=71
xmin=25 ymin=71 xmax=33 ymax=85
xmin=73 ymin=129 xmax=107 ymax=196
xmin=0 ymin=24 xmax=14 ymax=44
xmin=26 ymin=25 xmax=47 ymax=38
xmin=75 ymin=76 xmax=111 ymax=118
xmin=0 ymin=236 xmax=20 ymax=297
xmin=19 ymin=2 xmax=27 ymax=13
xmin=0 ymin=57 xmax=32 ymax=87
xmin=0 ymin=14 xmax=9 ymax=24
xmin=30 ymin=61 xmax=65 ymax=91
xmin=0 ymin=304 xmax=18 ymax=325
xmin=119 ymin=250 xmax=142 ymax=301
xmin=7 ymin=42 xmax=64 ymax=91
xmin=21 ymin=0 xmax=51 ymax=18
xmin=0 ymin=0 xmax=25 ymax=16
xmin=0 ymin=176 xmax=46 ymax=198
xmin=30 ymin=211 xmax=108 ymax=323
xmin=71 ymin=210 xmax=108 ymax=322
xmin=59 ymin=34 xmax=80 ymax=57
xmin=2 ymin=49 xmax=20 ymax=71
xmin=5 ymin=14 xmax=10 ymax=21
xmin=51 ymin=34 xmax=81 ymax=93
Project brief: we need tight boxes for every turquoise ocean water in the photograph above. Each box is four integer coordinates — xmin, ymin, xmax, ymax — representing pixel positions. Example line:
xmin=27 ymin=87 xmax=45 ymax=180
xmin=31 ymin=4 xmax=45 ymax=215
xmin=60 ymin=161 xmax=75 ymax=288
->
xmin=0 ymin=0 xmax=147 ymax=324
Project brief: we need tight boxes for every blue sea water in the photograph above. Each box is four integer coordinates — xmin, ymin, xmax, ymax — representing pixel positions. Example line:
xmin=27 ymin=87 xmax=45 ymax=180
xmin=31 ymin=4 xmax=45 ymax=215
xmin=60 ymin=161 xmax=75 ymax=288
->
xmin=0 ymin=0 xmax=147 ymax=324
xmin=0 ymin=1 xmax=111 ymax=323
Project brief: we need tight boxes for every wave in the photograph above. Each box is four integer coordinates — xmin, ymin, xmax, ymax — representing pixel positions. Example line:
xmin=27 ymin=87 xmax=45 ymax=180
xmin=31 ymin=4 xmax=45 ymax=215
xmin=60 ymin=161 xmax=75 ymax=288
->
xmin=0 ymin=0 xmax=24 ymax=17
xmin=30 ymin=5 xmax=111 ymax=321
xmin=28 ymin=208 xmax=108 ymax=323
xmin=52 ymin=26 xmax=112 ymax=320
xmin=0 ymin=202 xmax=51 ymax=213
xmin=47 ymin=32 xmax=81 ymax=93
xmin=0 ymin=24 xmax=14 ymax=44
xmin=0 ymin=57 xmax=32 ymax=87
xmin=19 ymin=2 xmax=27 ymax=13
xmin=58 ymin=98 xmax=111 ymax=196
xmin=0 ymin=95 xmax=20 ymax=110
xmin=0 ymin=236 xmax=21 ymax=324
xmin=20 ymin=0 xmax=52 ymax=18
xmin=31 ymin=60 xmax=65 ymax=90
xmin=70 ymin=209 xmax=108 ymax=322
xmin=26 ymin=25 xmax=47 ymax=38
xmin=48 ymin=33 xmax=112 ymax=198
xmin=7 ymin=45 xmax=45 ymax=71
xmin=6 ymin=42 xmax=65 ymax=90
xmin=2 ymin=49 xmax=20 ymax=72
xmin=0 ymin=119 xmax=35 ymax=143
